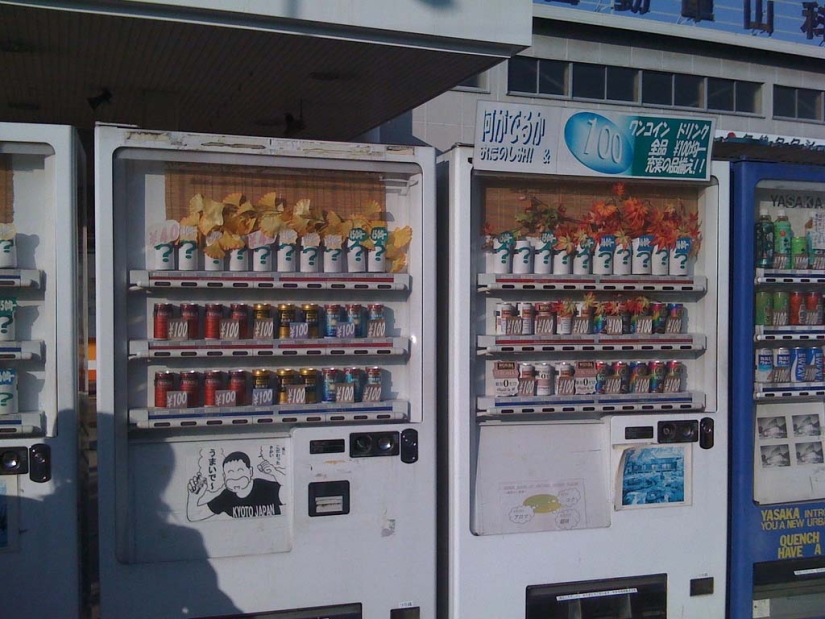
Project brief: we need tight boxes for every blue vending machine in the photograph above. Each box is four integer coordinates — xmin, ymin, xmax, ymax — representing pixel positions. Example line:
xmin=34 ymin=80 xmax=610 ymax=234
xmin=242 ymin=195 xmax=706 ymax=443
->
xmin=731 ymin=161 xmax=825 ymax=619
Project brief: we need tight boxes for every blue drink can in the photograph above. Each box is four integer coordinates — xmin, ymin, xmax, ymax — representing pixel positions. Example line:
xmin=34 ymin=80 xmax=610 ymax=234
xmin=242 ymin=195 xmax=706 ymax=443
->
xmin=346 ymin=304 xmax=363 ymax=338
xmin=791 ymin=347 xmax=807 ymax=382
xmin=808 ymin=347 xmax=824 ymax=382
xmin=322 ymin=368 xmax=339 ymax=402
xmin=345 ymin=367 xmax=364 ymax=402
xmin=324 ymin=304 xmax=341 ymax=338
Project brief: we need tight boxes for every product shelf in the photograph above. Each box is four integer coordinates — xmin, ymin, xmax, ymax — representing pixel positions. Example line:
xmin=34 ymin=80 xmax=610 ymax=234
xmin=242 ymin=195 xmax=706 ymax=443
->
xmin=129 ymin=270 xmax=410 ymax=291
xmin=0 ymin=340 xmax=43 ymax=361
xmin=129 ymin=399 xmax=409 ymax=430
xmin=755 ymin=269 xmax=825 ymax=286
xmin=755 ymin=383 xmax=825 ymax=400
xmin=476 ymin=391 xmax=705 ymax=421
xmin=129 ymin=337 xmax=409 ymax=359
xmin=477 ymin=273 xmax=706 ymax=293
xmin=477 ymin=333 xmax=705 ymax=354
xmin=0 ymin=269 xmax=42 ymax=289
xmin=0 ymin=411 xmax=45 ymax=436
xmin=755 ymin=326 xmax=825 ymax=341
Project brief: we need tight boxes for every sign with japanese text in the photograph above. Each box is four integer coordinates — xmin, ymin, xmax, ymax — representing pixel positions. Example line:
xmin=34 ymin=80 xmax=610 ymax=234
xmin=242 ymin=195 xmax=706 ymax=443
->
xmin=475 ymin=101 xmax=714 ymax=181
xmin=534 ymin=0 xmax=825 ymax=53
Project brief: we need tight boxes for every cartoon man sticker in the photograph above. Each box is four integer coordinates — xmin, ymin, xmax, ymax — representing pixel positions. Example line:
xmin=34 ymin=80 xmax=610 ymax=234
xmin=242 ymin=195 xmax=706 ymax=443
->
xmin=187 ymin=451 xmax=283 ymax=521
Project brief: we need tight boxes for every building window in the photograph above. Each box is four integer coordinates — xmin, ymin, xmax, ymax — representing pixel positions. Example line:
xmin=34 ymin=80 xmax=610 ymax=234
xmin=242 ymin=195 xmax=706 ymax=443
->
xmin=642 ymin=71 xmax=673 ymax=105
xmin=774 ymin=85 xmax=824 ymax=121
xmin=572 ymin=64 xmax=606 ymax=100
xmin=508 ymin=56 xmax=538 ymax=94
xmin=674 ymin=74 xmax=704 ymax=108
xmin=538 ymin=60 xmax=567 ymax=96
xmin=606 ymin=66 xmax=637 ymax=102
xmin=453 ymin=71 xmax=489 ymax=92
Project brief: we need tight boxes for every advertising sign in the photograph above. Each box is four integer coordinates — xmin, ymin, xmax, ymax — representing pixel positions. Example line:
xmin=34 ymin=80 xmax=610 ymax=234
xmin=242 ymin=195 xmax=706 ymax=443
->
xmin=475 ymin=101 xmax=713 ymax=181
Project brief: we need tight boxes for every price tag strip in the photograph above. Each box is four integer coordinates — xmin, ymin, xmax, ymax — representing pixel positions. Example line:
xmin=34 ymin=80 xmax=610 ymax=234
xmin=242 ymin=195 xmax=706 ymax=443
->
xmin=0 ymin=340 xmax=43 ymax=361
xmin=755 ymin=383 xmax=825 ymax=401
xmin=0 ymin=270 xmax=42 ymax=289
xmin=129 ymin=270 xmax=410 ymax=291
xmin=476 ymin=392 xmax=704 ymax=420
xmin=756 ymin=269 xmax=825 ymax=286
xmin=0 ymin=411 xmax=45 ymax=436
xmin=478 ymin=273 xmax=707 ymax=294
xmin=129 ymin=399 xmax=409 ymax=430
xmin=755 ymin=325 xmax=825 ymax=341
xmin=478 ymin=333 xmax=705 ymax=354
xmin=129 ymin=337 xmax=409 ymax=358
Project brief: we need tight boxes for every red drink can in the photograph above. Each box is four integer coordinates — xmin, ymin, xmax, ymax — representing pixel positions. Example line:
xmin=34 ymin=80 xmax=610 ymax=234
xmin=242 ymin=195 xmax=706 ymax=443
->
xmin=180 ymin=303 xmax=200 ymax=340
xmin=204 ymin=370 xmax=223 ymax=406
xmin=790 ymin=291 xmax=806 ymax=326
xmin=230 ymin=304 xmax=249 ymax=339
xmin=204 ymin=304 xmax=223 ymax=340
xmin=154 ymin=371 xmax=176 ymax=408
xmin=180 ymin=371 xmax=200 ymax=408
xmin=806 ymin=291 xmax=824 ymax=325
xmin=153 ymin=303 xmax=174 ymax=340
xmin=229 ymin=370 xmax=247 ymax=406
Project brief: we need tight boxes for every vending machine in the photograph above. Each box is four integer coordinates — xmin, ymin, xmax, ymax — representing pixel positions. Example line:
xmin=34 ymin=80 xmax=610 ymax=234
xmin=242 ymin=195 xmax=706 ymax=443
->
xmin=95 ymin=126 xmax=435 ymax=619
xmin=441 ymin=103 xmax=729 ymax=618
xmin=730 ymin=161 xmax=825 ymax=619
xmin=0 ymin=123 xmax=85 ymax=618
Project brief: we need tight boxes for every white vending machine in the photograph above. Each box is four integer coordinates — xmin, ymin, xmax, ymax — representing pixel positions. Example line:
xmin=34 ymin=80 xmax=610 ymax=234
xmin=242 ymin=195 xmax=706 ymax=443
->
xmin=441 ymin=103 xmax=729 ymax=618
xmin=95 ymin=126 xmax=435 ymax=619
xmin=0 ymin=123 xmax=85 ymax=618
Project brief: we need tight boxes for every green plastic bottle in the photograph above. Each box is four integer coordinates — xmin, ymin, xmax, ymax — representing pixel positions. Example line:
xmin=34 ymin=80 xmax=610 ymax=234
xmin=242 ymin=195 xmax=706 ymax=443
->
xmin=773 ymin=209 xmax=793 ymax=269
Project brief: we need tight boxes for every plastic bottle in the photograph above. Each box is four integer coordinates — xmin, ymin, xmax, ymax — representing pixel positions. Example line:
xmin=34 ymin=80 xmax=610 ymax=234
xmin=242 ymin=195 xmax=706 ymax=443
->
xmin=773 ymin=209 xmax=793 ymax=270
xmin=755 ymin=208 xmax=774 ymax=269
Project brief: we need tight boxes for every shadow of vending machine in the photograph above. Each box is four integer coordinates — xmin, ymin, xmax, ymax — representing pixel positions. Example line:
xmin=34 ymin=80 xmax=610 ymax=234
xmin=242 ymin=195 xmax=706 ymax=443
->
xmin=440 ymin=102 xmax=728 ymax=618
xmin=730 ymin=161 xmax=825 ymax=619
xmin=95 ymin=126 xmax=435 ymax=619
xmin=0 ymin=123 xmax=85 ymax=618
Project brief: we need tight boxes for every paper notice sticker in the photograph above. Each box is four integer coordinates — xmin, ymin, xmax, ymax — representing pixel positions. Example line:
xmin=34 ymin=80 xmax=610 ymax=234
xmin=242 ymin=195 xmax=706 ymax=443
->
xmin=303 ymin=232 xmax=321 ymax=247
xmin=247 ymin=230 xmax=276 ymax=250
xmin=179 ymin=225 xmax=198 ymax=242
xmin=324 ymin=234 xmax=343 ymax=250
xmin=0 ymin=224 xmax=16 ymax=241
xmin=279 ymin=229 xmax=298 ymax=245
xmin=147 ymin=221 xmax=181 ymax=247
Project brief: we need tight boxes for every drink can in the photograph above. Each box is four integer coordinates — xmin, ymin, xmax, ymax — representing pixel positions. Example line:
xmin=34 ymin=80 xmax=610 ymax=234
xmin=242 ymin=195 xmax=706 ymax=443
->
xmin=792 ymin=236 xmax=809 ymax=270
xmin=774 ymin=347 xmax=791 ymax=383
xmin=651 ymin=303 xmax=667 ymax=334
xmin=557 ymin=362 xmax=575 ymax=378
xmin=806 ymin=292 xmax=824 ymax=325
xmin=808 ymin=347 xmax=824 ymax=382
xmin=180 ymin=371 xmax=200 ymax=408
xmin=278 ymin=304 xmax=297 ymax=339
xmin=497 ymin=303 xmax=517 ymax=335
xmin=791 ymin=347 xmax=807 ymax=383
xmin=595 ymin=361 xmax=612 ymax=394
xmin=180 ymin=303 xmax=199 ymax=340
xmin=755 ymin=292 xmax=773 ymax=327
xmin=619 ymin=301 xmax=632 ymax=335
xmin=204 ymin=370 xmax=224 ymax=406
xmin=230 ymin=370 xmax=247 ymax=406
xmin=322 ymin=368 xmax=339 ymax=402
xmin=300 ymin=368 xmax=321 ymax=404
xmin=789 ymin=292 xmax=806 ymax=326
xmin=535 ymin=363 xmax=554 ymax=396
xmin=518 ymin=302 xmax=535 ymax=336
xmin=665 ymin=303 xmax=684 ymax=333
xmin=772 ymin=292 xmax=790 ymax=326
xmin=276 ymin=369 xmax=300 ymax=404
xmin=345 ymin=367 xmax=365 ymax=402
xmin=666 ymin=360 xmax=686 ymax=392
xmin=629 ymin=361 xmax=650 ymax=393
xmin=649 ymin=361 xmax=667 ymax=393
xmin=346 ymin=304 xmax=363 ymax=338
xmin=153 ymin=303 xmax=174 ymax=340
xmin=613 ymin=361 xmax=630 ymax=393
xmin=204 ymin=303 xmax=223 ymax=340
xmin=253 ymin=303 xmax=272 ymax=321
xmin=519 ymin=363 xmax=535 ymax=379
xmin=592 ymin=313 xmax=606 ymax=334
xmin=154 ymin=371 xmax=176 ymax=408
xmin=230 ymin=304 xmax=249 ymax=339
xmin=302 ymin=304 xmax=321 ymax=339
xmin=755 ymin=348 xmax=773 ymax=383
xmin=252 ymin=369 xmax=271 ymax=390
xmin=367 ymin=366 xmax=382 ymax=385
xmin=324 ymin=304 xmax=341 ymax=338
xmin=368 ymin=304 xmax=384 ymax=321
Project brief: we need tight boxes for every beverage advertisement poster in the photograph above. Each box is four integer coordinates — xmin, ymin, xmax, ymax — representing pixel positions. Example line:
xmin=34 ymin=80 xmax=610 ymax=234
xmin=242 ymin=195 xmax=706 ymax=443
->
xmin=616 ymin=444 xmax=691 ymax=509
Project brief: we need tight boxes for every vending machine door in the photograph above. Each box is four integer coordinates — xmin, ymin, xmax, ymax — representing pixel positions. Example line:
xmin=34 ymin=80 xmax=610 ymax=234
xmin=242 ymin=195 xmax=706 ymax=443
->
xmin=0 ymin=123 xmax=84 ymax=618
xmin=95 ymin=127 xmax=435 ymax=618
xmin=730 ymin=161 xmax=825 ymax=619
